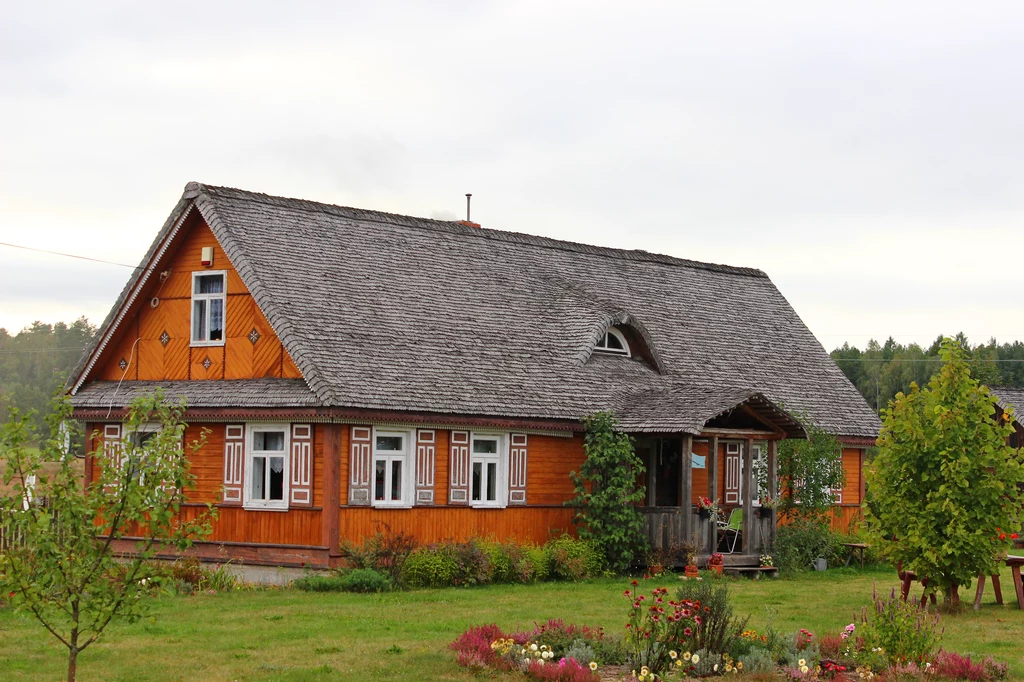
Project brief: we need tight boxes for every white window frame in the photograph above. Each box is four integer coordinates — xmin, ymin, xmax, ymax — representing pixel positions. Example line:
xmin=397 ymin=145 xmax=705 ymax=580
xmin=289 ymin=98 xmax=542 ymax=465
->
xmin=243 ymin=424 xmax=290 ymax=511
xmin=371 ymin=428 xmax=415 ymax=509
xmin=191 ymin=270 xmax=227 ymax=347
xmin=469 ymin=432 xmax=508 ymax=509
xmin=122 ymin=423 xmax=162 ymax=486
xmin=594 ymin=327 xmax=631 ymax=357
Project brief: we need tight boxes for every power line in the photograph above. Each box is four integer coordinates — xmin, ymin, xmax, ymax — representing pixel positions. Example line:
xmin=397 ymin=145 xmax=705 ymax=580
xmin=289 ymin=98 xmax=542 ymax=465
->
xmin=0 ymin=347 xmax=90 ymax=354
xmin=0 ymin=241 xmax=141 ymax=269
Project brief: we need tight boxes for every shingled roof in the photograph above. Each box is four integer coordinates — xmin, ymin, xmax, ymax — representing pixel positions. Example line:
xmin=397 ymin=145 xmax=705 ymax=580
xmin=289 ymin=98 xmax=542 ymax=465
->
xmin=71 ymin=182 xmax=881 ymax=438
xmin=992 ymin=386 xmax=1024 ymax=426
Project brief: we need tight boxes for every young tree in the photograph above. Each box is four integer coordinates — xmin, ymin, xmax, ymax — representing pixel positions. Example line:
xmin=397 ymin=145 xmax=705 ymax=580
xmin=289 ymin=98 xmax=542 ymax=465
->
xmin=568 ymin=412 xmax=648 ymax=573
xmin=775 ymin=417 xmax=846 ymax=521
xmin=0 ymin=392 xmax=214 ymax=681
xmin=864 ymin=339 xmax=1024 ymax=607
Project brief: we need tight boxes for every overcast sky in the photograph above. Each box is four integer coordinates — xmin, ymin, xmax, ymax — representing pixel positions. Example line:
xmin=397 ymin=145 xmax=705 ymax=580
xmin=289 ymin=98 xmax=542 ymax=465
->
xmin=1 ymin=1 xmax=1022 ymax=349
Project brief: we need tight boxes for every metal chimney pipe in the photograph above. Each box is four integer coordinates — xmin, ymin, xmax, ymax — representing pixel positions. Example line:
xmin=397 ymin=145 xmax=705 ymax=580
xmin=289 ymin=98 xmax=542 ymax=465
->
xmin=465 ymin=193 xmax=472 ymax=222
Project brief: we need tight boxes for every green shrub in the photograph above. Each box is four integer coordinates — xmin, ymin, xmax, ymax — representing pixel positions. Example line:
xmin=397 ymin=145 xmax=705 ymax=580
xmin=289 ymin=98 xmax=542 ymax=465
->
xmin=774 ymin=517 xmax=842 ymax=572
xmin=528 ymin=546 xmax=552 ymax=582
xmin=740 ymin=647 xmax=777 ymax=673
xmin=400 ymin=540 xmax=491 ymax=588
xmin=293 ymin=569 xmax=392 ymax=593
xmin=546 ymin=535 xmax=605 ymax=581
xmin=402 ymin=544 xmax=459 ymax=588
xmin=293 ymin=574 xmax=347 ymax=592
xmin=338 ymin=524 xmax=418 ymax=584
xmin=338 ymin=568 xmax=392 ymax=593
xmin=484 ymin=540 xmax=536 ymax=584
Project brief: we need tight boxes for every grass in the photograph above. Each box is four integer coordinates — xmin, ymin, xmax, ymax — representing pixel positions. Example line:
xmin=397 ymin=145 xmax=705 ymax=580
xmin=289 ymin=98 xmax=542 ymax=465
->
xmin=0 ymin=566 xmax=1022 ymax=681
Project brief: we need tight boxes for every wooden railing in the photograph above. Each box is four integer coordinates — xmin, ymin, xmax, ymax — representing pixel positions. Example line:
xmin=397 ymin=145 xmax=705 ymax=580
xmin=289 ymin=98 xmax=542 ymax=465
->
xmin=641 ymin=506 xmax=774 ymax=560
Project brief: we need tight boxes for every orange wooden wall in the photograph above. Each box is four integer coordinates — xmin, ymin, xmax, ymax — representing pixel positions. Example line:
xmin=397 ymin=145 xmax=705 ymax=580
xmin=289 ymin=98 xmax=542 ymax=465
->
xmin=337 ymin=506 xmax=575 ymax=545
xmin=94 ymin=214 xmax=301 ymax=382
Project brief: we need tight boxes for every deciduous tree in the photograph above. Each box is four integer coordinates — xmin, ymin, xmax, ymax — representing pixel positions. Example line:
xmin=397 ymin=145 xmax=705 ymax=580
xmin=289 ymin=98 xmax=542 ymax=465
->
xmin=0 ymin=392 xmax=213 ymax=681
xmin=865 ymin=339 xmax=1024 ymax=607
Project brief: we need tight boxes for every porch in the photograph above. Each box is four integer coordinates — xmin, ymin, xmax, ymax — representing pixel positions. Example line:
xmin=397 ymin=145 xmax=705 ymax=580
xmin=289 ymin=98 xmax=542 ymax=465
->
xmin=636 ymin=431 xmax=783 ymax=567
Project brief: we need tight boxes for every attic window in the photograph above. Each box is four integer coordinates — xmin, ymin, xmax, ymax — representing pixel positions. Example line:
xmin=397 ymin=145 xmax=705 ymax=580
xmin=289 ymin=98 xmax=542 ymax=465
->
xmin=595 ymin=327 xmax=630 ymax=356
xmin=191 ymin=271 xmax=226 ymax=346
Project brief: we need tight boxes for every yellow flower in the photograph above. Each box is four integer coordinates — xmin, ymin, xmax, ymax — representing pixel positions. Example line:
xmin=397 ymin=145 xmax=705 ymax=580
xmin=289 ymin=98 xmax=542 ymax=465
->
xmin=676 ymin=660 xmax=682 ymax=667
xmin=799 ymin=659 xmax=807 ymax=667
xmin=590 ymin=662 xmax=598 ymax=671
xmin=737 ymin=662 xmax=744 ymax=670
xmin=725 ymin=664 xmax=733 ymax=672
xmin=691 ymin=655 xmax=700 ymax=664
xmin=684 ymin=652 xmax=692 ymax=661
xmin=641 ymin=666 xmax=650 ymax=675
xmin=801 ymin=665 xmax=809 ymax=674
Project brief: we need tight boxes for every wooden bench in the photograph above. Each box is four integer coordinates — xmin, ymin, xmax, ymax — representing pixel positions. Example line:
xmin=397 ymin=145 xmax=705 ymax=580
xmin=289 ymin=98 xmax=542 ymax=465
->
xmin=842 ymin=542 xmax=868 ymax=569
xmin=723 ymin=566 xmax=778 ymax=579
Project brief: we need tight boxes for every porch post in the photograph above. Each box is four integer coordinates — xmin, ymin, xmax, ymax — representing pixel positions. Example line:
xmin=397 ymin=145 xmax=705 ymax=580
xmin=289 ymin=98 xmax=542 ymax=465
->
xmin=681 ymin=434 xmax=693 ymax=543
xmin=742 ymin=437 xmax=754 ymax=554
xmin=322 ymin=424 xmax=342 ymax=557
xmin=646 ymin=445 xmax=656 ymax=506
xmin=707 ymin=435 xmax=719 ymax=554
xmin=767 ymin=439 xmax=778 ymax=549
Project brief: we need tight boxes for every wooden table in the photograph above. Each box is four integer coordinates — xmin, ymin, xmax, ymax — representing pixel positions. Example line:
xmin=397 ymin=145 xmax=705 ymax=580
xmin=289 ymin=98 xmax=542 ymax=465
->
xmin=842 ymin=542 xmax=868 ymax=569
xmin=1006 ymin=555 xmax=1024 ymax=609
xmin=971 ymin=555 xmax=1024 ymax=610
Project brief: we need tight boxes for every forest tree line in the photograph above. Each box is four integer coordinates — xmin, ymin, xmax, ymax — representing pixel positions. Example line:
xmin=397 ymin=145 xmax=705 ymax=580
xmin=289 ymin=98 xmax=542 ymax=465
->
xmin=0 ymin=318 xmax=96 ymax=433
xmin=830 ymin=334 xmax=1024 ymax=412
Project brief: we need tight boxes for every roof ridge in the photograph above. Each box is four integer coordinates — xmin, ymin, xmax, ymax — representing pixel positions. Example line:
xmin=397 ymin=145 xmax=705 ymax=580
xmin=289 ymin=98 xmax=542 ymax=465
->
xmin=188 ymin=182 xmax=768 ymax=279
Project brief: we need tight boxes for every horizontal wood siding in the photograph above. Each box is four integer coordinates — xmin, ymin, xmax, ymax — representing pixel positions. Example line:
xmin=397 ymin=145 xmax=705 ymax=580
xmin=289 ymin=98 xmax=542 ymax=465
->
xmin=839 ymin=448 xmax=862 ymax=505
xmin=179 ymin=505 xmax=322 ymax=546
xmin=337 ymin=506 xmax=575 ymax=545
xmin=524 ymin=434 xmax=585 ymax=505
xmin=94 ymin=214 xmax=301 ymax=382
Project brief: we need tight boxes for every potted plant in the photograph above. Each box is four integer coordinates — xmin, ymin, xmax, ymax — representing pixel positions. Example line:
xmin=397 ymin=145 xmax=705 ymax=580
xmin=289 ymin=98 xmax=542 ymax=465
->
xmin=680 ymin=534 xmax=701 ymax=577
xmin=697 ymin=496 xmax=720 ymax=520
xmin=759 ymin=552 xmax=774 ymax=569
xmin=708 ymin=552 xmax=724 ymax=574
xmin=757 ymin=495 xmax=776 ymax=519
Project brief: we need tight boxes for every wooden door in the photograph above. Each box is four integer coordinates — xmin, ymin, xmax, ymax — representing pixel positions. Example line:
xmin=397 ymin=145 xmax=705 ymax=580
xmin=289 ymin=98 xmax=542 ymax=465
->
xmin=724 ymin=443 xmax=741 ymax=505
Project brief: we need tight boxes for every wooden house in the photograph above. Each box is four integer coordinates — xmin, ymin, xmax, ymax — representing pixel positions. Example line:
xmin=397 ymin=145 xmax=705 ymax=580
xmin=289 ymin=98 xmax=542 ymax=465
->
xmin=68 ymin=183 xmax=880 ymax=568
xmin=993 ymin=387 xmax=1024 ymax=449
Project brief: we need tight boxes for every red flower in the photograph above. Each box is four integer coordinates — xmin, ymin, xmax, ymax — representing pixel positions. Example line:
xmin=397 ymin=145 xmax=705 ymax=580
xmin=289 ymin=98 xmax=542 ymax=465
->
xmin=631 ymin=579 xmax=639 ymax=586
xmin=1013 ymin=533 xmax=1019 ymax=540
xmin=1000 ymin=534 xmax=1006 ymax=540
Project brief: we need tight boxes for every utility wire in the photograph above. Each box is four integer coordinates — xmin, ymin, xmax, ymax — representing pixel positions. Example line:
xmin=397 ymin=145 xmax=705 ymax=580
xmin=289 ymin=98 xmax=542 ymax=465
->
xmin=0 ymin=241 xmax=141 ymax=269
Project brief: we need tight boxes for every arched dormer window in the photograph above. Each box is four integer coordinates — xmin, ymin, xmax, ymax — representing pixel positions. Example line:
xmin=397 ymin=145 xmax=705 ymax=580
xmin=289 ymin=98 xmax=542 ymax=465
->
xmin=595 ymin=327 xmax=631 ymax=356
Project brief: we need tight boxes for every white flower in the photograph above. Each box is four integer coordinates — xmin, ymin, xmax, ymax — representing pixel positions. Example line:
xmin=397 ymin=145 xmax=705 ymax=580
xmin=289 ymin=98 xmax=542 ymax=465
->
xmin=691 ymin=655 xmax=700 ymax=664
xmin=670 ymin=651 xmax=678 ymax=660
xmin=799 ymin=659 xmax=807 ymax=667
xmin=590 ymin=662 xmax=598 ymax=671
xmin=530 ymin=644 xmax=538 ymax=652
xmin=714 ymin=664 xmax=719 ymax=672
xmin=800 ymin=666 xmax=809 ymax=674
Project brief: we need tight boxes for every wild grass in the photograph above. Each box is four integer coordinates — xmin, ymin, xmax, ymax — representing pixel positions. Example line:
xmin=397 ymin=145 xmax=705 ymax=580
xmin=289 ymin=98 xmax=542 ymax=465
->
xmin=0 ymin=566 xmax=1021 ymax=680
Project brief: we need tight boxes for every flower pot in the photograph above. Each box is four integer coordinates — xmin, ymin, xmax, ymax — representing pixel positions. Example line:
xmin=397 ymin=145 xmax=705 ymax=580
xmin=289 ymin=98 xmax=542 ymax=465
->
xmin=756 ymin=507 xmax=773 ymax=519
xmin=710 ymin=564 xmax=723 ymax=574
xmin=813 ymin=558 xmax=827 ymax=572
xmin=698 ymin=509 xmax=711 ymax=520
xmin=684 ymin=565 xmax=699 ymax=578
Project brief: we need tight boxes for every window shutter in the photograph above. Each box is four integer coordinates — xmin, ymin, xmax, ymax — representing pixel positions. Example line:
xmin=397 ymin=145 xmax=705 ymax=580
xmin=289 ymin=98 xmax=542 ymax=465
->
xmin=222 ymin=424 xmax=245 ymax=505
xmin=508 ymin=434 xmax=528 ymax=505
xmin=415 ymin=430 xmax=436 ymax=505
xmin=349 ymin=427 xmax=372 ymax=505
xmin=724 ymin=444 xmax=740 ymax=505
xmin=448 ymin=431 xmax=470 ymax=505
xmin=290 ymin=425 xmax=313 ymax=506
xmin=102 ymin=424 xmax=122 ymax=491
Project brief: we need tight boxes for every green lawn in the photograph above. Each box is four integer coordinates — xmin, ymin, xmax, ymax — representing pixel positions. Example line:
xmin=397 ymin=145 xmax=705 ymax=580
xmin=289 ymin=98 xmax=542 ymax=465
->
xmin=0 ymin=567 xmax=1021 ymax=681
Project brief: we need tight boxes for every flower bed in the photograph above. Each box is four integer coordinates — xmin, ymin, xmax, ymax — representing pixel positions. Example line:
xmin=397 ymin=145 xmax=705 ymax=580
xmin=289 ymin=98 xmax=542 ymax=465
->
xmin=452 ymin=577 xmax=1011 ymax=682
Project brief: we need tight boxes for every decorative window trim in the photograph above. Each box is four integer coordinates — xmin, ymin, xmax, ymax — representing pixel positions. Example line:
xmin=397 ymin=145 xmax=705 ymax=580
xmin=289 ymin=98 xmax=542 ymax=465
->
xmin=469 ymin=431 xmax=508 ymax=509
xmin=190 ymin=270 xmax=227 ymax=347
xmin=371 ymin=427 xmax=415 ymax=509
xmin=243 ymin=424 xmax=290 ymax=511
xmin=594 ymin=327 xmax=631 ymax=357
